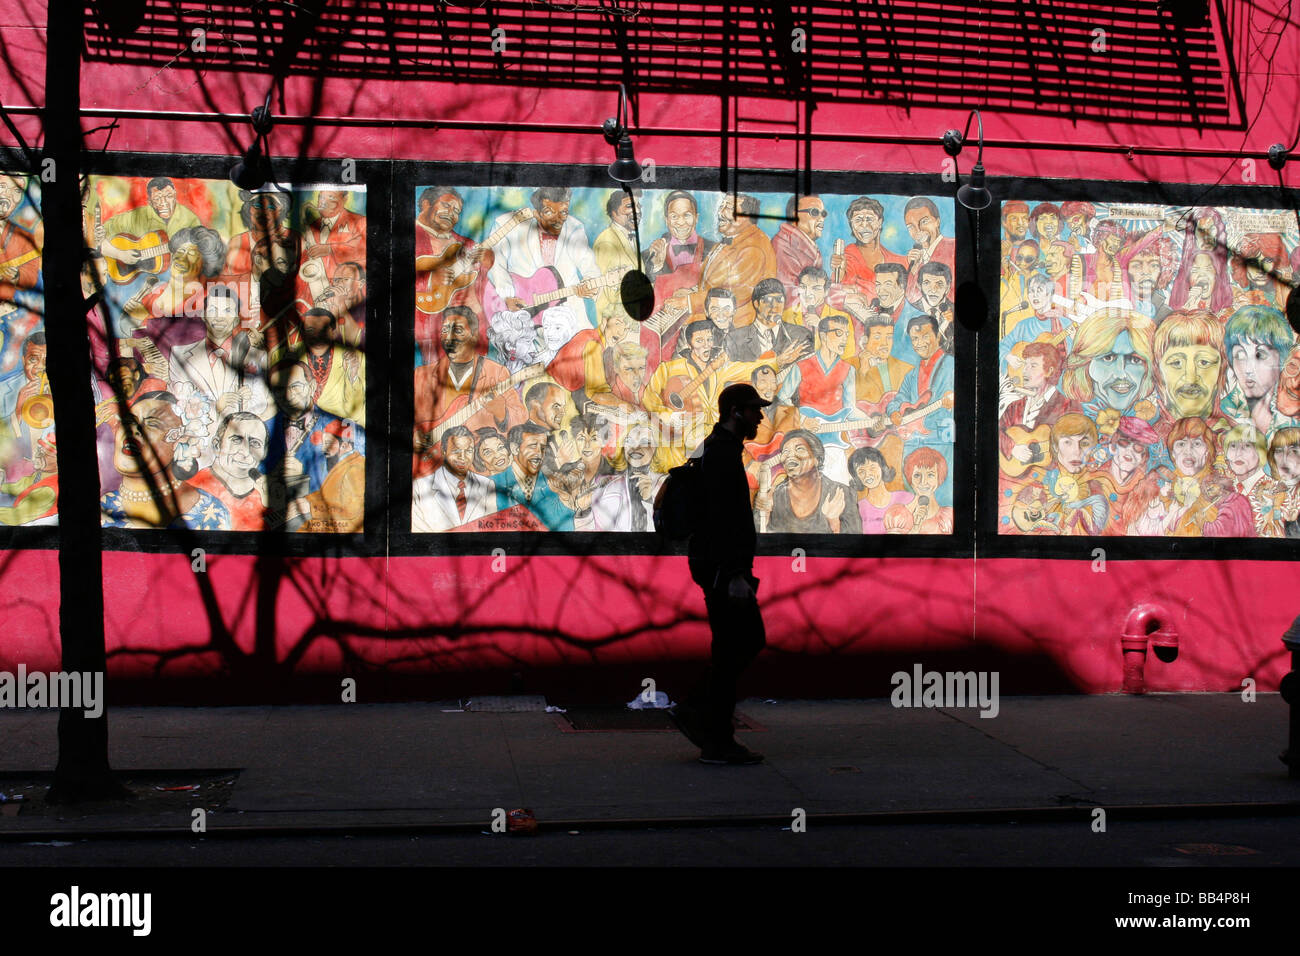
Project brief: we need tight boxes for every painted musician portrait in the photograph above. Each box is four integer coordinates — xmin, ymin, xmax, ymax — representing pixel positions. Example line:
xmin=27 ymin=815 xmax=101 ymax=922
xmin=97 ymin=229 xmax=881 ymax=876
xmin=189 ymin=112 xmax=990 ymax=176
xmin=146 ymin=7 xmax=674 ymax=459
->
xmin=84 ymin=175 xmax=368 ymax=533
xmin=412 ymin=185 xmax=957 ymax=534
xmin=998 ymin=199 xmax=1300 ymax=538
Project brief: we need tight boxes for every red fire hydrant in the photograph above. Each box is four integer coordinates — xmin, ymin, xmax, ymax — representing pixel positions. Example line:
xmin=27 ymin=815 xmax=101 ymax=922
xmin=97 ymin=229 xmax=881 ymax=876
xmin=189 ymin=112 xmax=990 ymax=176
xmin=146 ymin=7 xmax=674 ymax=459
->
xmin=1121 ymin=603 xmax=1179 ymax=694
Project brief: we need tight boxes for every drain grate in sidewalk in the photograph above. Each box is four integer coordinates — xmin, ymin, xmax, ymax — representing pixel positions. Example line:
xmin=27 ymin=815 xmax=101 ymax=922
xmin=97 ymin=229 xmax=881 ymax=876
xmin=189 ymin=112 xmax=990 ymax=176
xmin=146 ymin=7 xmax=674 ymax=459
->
xmin=557 ymin=708 xmax=757 ymax=733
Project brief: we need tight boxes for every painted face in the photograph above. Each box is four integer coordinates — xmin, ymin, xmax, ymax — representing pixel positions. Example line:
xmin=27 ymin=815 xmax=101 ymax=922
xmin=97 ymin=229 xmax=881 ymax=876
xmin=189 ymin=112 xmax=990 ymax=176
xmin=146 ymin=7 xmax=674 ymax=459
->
xmin=1035 ymin=212 xmax=1061 ymax=242
xmin=444 ymin=434 xmax=474 ymax=478
xmin=705 ymin=297 xmax=735 ymax=329
xmin=799 ymin=276 xmax=827 ymax=310
xmin=542 ymin=314 xmax=570 ymax=351
xmin=1246 ymin=256 xmax=1276 ymax=289
xmin=204 ymin=296 xmax=241 ymax=344
xmin=1087 ymin=329 xmax=1147 ymax=412
xmin=754 ymin=290 xmax=785 ymax=325
xmin=328 ymin=266 xmax=363 ymax=307
xmin=849 ymin=208 xmax=882 ymax=244
xmin=1189 ymin=253 xmax=1216 ymax=296
xmin=537 ymin=199 xmax=569 ymax=236
xmin=665 ymin=197 xmax=697 ymax=241
xmin=1100 ymin=233 xmax=1123 ymax=257
xmin=616 ymin=353 xmax=647 ymax=389
xmin=855 ymin=457 xmax=883 ymax=489
xmin=688 ymin=328 xmax=714 ymax=365
xmin=905 ymin=206 xmax=940 ymax=245
xmin=1226 ymin=440 xmax=1261 ymax=477
xmin=217 ymin=418 xmax=268 ymax=476
xmin=753 ymin=366 xmax=778 ymax=401
xmin=478 ymin=436 xmax=509 ymax=474
xmin=149 ymin=185 xmax=178 ymax=221
xmin=864 ymin=325 xmax=893 ymax=361
xmin=909 ymin=323 xmax=940 ymax=360
xmin=1159 ymin=343 xmax=1221 ymax=419
xmin=1014 ymin=244 xmax=1039 ymax=275
xmin=171 ymin=242 xmax=201 ymax=278
xmin=781 ymin=437 xmax=817 ymax=479
xmin=603 ymin=311 xmax=629 ymax=344
xmin=920 ymin=274 xmax=949 ymax=310
xmin=1027 ymin=282 xmax=1052 ymax=313
xmin=1044 ymin=244 xmax=1068 ymax=276
xmin=626 ymin=430 xmax=655 ymax=468
xmin=1230 ymin=339 xmax=1281 ymax=401
xmin=1279 ymin=349 xmax=1300 ymax=418
xmin=820 ymin=320 xmax=849 ymax=357
xmin=876 ymin=273 xmax=904 ymax=308
xmin=531 ymin=387 xmax=566 ymax=430
xmin=612 ymin=195 xmax=636 ymax=229
xmin=440 ymin=314 xmax=475 ymax=361
xmin=246 ymin=195 xmax=281 ymax=236
xmin=1171 ymin=435 xmax=1209 ymax=476
xmin=910 ymin=464 xmax=939 ymax=496
xmin=1274 ymin=444 xmax=1300 ymax=484
xmin=1127 ymin=253 xmax=1161 ymax=298
xmin=430 ymin=193 xmax=462 ymax=231
xmin=1004 ymin=211 xmax=1029 ymax=240
xmin=302 ymin=311 xmax=334 ymax=349
xmin=1055 ymin=432 xmax=1094 ymax=474
xmin=0 ymin=177 xmax=23 ymax=219
xmin=1195 ymin=216 xmax=1217 ymax=250
xmin=317 ymin=191 xmax=346 ymax=216
xmin=1022 ymin=355 xmax=1047 ymax=392
xmin=716 ymin=198 xmax=741 ymax=238
xmin=515 ymin=433 xmax=547 ymax=476
xmin=1109 ymin=437 xmax=1145 ymax=474
xmin=283 ymin=366 xmax=314 ymax=413
xmin=797 ymin=199 xmax=827 ymax=239
xmin=114 ymin=397 xmax=180 ymax=478
xmin=23 ymin=343 xmax=45 ymax=382
xmin=575 ymin=428 xmax=602 ymax=465
xmin=1066 ymin=214 xmax=1087 ymax=238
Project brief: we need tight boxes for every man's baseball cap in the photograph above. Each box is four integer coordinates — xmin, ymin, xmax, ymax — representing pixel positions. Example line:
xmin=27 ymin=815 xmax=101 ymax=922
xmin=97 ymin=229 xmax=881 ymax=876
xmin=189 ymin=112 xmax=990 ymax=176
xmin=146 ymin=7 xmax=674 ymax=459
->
xmin=718 ymin=382 xmax=772 ymax=417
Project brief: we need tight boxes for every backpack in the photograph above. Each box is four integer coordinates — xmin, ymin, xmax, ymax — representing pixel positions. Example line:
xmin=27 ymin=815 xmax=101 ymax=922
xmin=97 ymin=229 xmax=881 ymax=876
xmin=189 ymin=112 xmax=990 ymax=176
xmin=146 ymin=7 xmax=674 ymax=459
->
xmin=653 ymin=455 xmax=703 ymax=539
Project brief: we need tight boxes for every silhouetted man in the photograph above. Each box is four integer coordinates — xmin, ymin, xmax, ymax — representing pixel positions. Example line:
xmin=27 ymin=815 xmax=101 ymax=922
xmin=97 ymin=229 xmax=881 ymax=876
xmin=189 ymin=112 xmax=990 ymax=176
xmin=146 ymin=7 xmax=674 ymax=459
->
xmin=670 ymin=382 xmax=769 ymax=765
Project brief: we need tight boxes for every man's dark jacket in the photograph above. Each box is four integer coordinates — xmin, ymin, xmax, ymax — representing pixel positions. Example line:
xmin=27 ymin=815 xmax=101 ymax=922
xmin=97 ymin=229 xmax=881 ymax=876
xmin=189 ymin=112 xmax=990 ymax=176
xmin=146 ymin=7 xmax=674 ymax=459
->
xmin=687 ymin=423 xmax=757 ymax=589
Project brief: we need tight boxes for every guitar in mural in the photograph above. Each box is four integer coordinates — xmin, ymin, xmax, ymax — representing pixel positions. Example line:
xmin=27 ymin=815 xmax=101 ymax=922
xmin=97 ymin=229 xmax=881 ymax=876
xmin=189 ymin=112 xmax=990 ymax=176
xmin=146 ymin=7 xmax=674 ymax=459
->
xmin=103 ymin=230 xmax=171 ymax=284
xmin=482 ymin=265 xmax=630 ymax=321
xmin=999 ymin=423 xmax=1051 ymax=478
xmin=415 ymin=207 xmax=532 ymax=315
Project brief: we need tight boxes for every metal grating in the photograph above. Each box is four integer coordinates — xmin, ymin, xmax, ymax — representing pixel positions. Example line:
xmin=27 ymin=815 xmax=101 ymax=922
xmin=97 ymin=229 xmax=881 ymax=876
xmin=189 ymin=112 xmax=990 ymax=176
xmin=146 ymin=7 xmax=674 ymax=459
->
xmin=82 ymin=0 xmax=1242 ymax=127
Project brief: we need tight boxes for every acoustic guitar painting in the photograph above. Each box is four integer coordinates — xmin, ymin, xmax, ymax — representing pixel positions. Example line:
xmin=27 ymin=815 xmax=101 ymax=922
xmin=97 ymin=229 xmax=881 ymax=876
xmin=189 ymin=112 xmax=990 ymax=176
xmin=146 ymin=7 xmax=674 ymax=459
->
xmin=103 ymin=230 xmax=171 ymax=284
xmin=421 ymin=362 xmax=545 ymax=441
xmin=415 ymin=207 xmax=533 ymax=315
xmin=999 ymin=423 xmax=1051 ymax=478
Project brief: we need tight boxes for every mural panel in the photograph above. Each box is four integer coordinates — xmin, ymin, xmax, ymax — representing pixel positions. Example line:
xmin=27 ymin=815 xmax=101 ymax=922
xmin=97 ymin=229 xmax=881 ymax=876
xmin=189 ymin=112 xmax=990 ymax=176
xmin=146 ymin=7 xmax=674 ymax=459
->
xmin=997 ymin=200 xmax=1300 ymax=537
xmin=0 ymin=173 xmax=49 ymax=528
xmin=411 ymin=185 xmax=958 ymax=534
xmin=84 ymin=177 xmax=367 ymax=532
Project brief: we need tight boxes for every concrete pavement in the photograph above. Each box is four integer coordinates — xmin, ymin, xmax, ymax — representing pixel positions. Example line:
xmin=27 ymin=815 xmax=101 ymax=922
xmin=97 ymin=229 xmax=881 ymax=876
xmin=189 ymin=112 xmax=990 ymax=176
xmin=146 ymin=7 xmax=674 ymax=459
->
xmin=0 ymin=693 xmax=1296 ymax=835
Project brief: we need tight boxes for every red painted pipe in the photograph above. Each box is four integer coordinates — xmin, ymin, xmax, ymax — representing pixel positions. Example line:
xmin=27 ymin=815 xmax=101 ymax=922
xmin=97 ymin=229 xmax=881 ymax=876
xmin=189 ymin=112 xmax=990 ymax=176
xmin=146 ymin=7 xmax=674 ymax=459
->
xmin=1121 ymin=603 xmax=1180 ymax=694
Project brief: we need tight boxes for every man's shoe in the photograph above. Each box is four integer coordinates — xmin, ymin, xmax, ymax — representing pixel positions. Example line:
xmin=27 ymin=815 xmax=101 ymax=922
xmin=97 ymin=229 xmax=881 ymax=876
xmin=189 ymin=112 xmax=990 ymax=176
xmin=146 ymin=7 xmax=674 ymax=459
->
xmin=668 ymin=703 xmax=708 ymax=749
xmin=699 ymin=742 xmax=764 ymax=765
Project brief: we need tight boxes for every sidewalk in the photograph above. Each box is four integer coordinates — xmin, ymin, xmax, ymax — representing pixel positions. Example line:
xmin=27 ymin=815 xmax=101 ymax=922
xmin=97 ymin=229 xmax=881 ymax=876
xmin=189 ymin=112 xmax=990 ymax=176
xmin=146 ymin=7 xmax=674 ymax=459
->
xmin=0 ymin=694 xmax=1296 ymax=834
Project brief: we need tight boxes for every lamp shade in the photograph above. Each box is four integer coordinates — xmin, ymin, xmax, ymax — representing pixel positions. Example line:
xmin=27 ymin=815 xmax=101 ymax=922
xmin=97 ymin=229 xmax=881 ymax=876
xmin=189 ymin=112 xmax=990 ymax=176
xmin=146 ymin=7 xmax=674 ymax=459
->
xmin=957 ymin=162 xmax=992 ymax=210
xmin=608 ymin=135 xmax=642 ymax=184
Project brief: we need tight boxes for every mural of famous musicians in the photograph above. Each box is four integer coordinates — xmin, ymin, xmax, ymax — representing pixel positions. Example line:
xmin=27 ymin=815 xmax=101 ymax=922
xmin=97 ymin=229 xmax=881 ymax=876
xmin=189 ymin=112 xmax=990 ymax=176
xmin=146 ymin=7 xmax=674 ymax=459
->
xmin=0 ymin=173 xmax=51 ymax=527
xmin=85 ymin=176 xmax=366 ymax=532
xmin=997 ymin=200 xmax=1300 ymax=538
xmin=410 ymin=185 xmax=958 ymax=535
